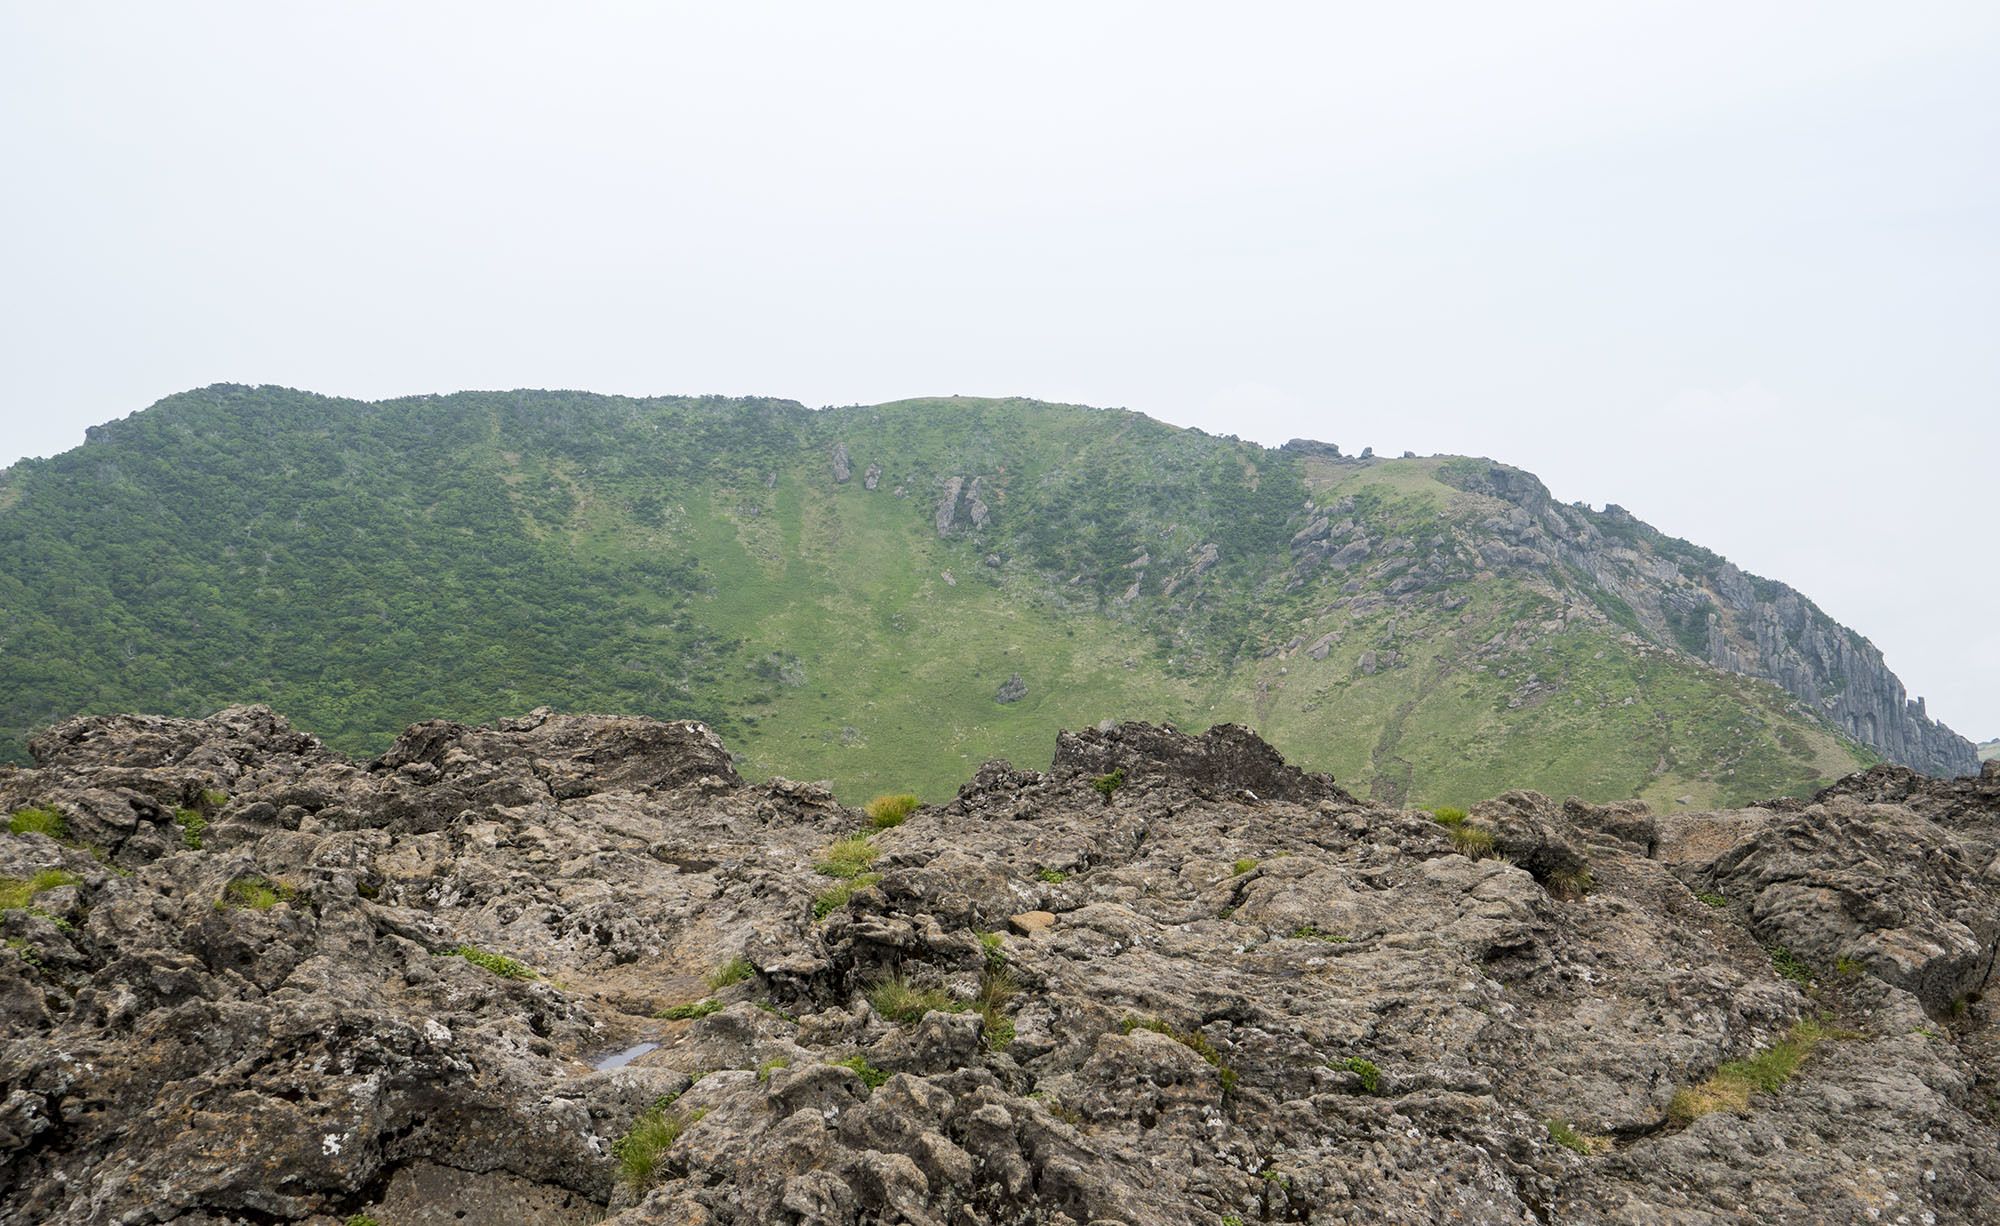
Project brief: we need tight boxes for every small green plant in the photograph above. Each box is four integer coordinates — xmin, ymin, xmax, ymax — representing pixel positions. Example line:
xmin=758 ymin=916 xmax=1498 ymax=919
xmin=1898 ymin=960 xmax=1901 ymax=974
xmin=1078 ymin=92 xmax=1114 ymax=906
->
xmin=977 ymin=965 xmax=1019 ymax=1050
xmin=1288 ymin=924 xmax=1348 ymax=943
xmin=5 ymin=937 xmax=41 ymax=966
xmin=1120 ymin=1017 xmax=1238 ymax=1093
xmin=614 ymin=1099 xmax=702 ymax=1192
xmin=864 ymin=793 xmax=920 ymax=828
xmin=1335 ymin=1055 xmax=1381 ymax=1094
xmin=0 ymin=868 xmax=81 ymax=911
xmin=1666 ymin=1018 xmax=1857 ymax=1125
xmin=345 ymin=1215 xmax=383 ymax=1226
xmin=1036 ymin=867 xmax=1069 ymax=884
xmin=979 ymin=929 xmax=1007 ymax=972
xmin=868 ymin=973 xmax=962 ymax=1023
xmin=1232 ymin=858 xmax=1258 ymax=876
xmin=1546 ymin=865 xmax=1593 ymax=900
xmin=707 ymin=956 xmax=755 ymax=989
xmin=816 ymin=833 xmax=880 ymax=879
xmin=1547 ymin=1118 xmax=1608 ymax=1154
xmin=1696 ymin=891 xmax=1728 ymax=908
xmin=173 ymin=807 xmax=207 ymax=849
xmin=1089 ymin=768 xmax=1126 ymax=802
xmin=1834 ymin=955 xmax=1865 ymax=978
xmin=8 ymin=806 xmax=66 ymax=838
xmin=447 ymin=943 xmax=535 ymax=980
xmin=1769 ymin=946 xmax=1813 ymax=986
xmin=659 ymin=998 xmax=723 ymax=1021
xmin=218 ymin=875 xmax=296 ymax=912
xmin=812 ymin=873 xmax=881 ymax=920
xmin=1430 ymin=806 xmax=1468 ymax=826
xmin=835 ymin=1054 xmax=889 ymax=1089
xmin=1447 ymin=825 xmax=1495 ymax=858
xmin=1261 ymin=1169 xmax=1292 ymax=1189
xmin=757 ymin=1056 xmax=790 ymax=1083
xmin=199 ymin=788 xmax=228 ymax=809
xmin=1222 ymin=1216 xmax=1245 ymax=1226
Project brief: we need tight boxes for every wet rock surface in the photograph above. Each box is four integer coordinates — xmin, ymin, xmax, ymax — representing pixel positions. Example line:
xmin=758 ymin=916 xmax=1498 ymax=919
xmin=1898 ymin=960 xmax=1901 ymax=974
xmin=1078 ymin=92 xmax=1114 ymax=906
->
xmin=2 ymin=707 xmax=1997 ymax=1224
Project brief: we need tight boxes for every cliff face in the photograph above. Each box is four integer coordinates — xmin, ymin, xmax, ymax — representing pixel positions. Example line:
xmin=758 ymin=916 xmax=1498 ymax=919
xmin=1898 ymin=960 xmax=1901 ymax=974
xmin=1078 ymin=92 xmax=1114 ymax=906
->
xmin=1436 ymin=459 xmax=1979 ymax=778
xmin=3 ymin=707 xmax=1998 ymax=1224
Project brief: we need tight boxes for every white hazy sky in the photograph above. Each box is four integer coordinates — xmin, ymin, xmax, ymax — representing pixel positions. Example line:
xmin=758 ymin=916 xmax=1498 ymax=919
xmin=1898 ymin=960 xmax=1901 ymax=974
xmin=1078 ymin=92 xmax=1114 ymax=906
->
xmin=2 ymin=3 xmax=1996 ymax=738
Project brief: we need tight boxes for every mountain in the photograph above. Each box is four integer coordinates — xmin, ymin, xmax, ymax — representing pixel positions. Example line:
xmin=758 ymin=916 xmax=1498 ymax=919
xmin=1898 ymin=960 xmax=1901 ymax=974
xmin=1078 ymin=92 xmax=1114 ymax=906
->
xmin=0 ymin=384 xmax=1974 ymax=806
xmin=4 ymin=706 xmax=1998 ymax=1223
xmin=1982 ymin=740 xmax=2000 ymax=763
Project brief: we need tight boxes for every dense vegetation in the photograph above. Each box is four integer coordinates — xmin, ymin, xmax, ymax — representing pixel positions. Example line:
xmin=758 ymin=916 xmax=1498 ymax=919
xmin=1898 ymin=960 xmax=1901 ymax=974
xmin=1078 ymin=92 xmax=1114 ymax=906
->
xmin=0 ymin=385 xmax=1875 ymax=805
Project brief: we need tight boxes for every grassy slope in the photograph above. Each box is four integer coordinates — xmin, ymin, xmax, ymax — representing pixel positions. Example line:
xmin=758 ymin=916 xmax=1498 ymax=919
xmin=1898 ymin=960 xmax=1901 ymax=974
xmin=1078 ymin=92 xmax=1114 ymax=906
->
xmin=0 ymin=387 xmax=1871 ymax=807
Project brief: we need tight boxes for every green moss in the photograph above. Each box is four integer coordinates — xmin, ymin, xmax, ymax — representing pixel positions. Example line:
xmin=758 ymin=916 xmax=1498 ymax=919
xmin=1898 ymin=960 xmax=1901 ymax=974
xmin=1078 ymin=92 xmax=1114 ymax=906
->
xmin=0 ymin=868 xmax=81 ymax=911
xmin=659 ymin=998 xmax=723 ymax=1021
xmin=447 ymin=943 xmax=535 ymax=980
xmin=1231 ymin=858 xmax=1257 ymax=876
xmin=7 ymin=806 xmax=65 ymax=838
xmin=864 ymin=793 xmax=920 ymax=828
xmin=835 ymin=1054 xmax=889 ymax=1089
xmin=1696 ymin=891 xmax=1728 ymax=908
xmin=1335 ymin=1055 xmax=1381 ymax=1094
xmin=1035 ymin=867 xmax=1069 ymax=884
xmin=219 ymin=875 xmax=296 ymax=911
xmin=345 ymin=1215 xmax=384 ymax=1226
xmin=173 ymin=807 xmax=207 ymax=849
xmin=1288 ymin=924 xmax=1348 ymax=943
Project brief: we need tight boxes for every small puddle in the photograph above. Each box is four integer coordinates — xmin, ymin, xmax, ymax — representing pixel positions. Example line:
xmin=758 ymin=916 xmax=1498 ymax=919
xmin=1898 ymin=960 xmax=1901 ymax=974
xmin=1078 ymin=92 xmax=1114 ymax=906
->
xmin=592 ymin=1041 xmax=659 ymax=1072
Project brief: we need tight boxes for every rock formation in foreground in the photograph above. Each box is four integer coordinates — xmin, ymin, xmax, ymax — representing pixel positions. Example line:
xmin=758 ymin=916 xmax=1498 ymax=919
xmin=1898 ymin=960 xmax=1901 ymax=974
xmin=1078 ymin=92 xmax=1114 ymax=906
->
xmin=3 ymin=706 xmax=1998 ymax=1225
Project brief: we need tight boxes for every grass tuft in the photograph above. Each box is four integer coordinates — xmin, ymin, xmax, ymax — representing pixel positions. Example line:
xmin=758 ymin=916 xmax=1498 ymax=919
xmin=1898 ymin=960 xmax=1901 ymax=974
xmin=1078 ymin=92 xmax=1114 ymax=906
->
xmin=659 ymin=998 xmax=724 ymax=1021
xmin=1334 ymin=1055 xmax=1381 ymax=1094
xmin=614 ymin=1099 xmax=703 ymax=1192
xmin=812 ymin=872 xmax=881 ymax=920
xmin=835 ymin=1054 xmax=889 ymax=1089
xmin=1232 ymin=858 xmax=1257 ymax=876
xmin=1547 ymin=1118 xmax=1609 ymax=1154
xmin=757 ymin=1056 xmax=790 ymax=1083
xmin=1769 ymin=946 xmax=1814 ymax=986
xmin=7 ymin=806 xmax=66 ymax=838
xmin=447 ymin=943 xmax=535 ymax=980
xmin=707 ymin=956 xmax=755 ymax=990
xmin=1035 ymin=867 xmax=1069 ymax=884
xmin=816 ymin=833 xmax=880 ymax=878
xmin=1447 ymin=824 xmax=1495 ymax=858
xmin=0 ymin=868 xmax=81 ymax=911
xmin=1430 ymin=806 xmax=1468 ymax=826
xmin=1666 ymin=1018 xmax=1858 ymax=1126
xmin=1546 ymin=865 xmax=1593 ymax=900
xmin=173 ymin=807 xmax=207 ymax=849
xmin=219 ymin=875 xmax=295 ymax=912
xmin=867 ymin=973 xmax=961 ymax=1023
xmin=864 ymin=793 xmax=920 ymax=828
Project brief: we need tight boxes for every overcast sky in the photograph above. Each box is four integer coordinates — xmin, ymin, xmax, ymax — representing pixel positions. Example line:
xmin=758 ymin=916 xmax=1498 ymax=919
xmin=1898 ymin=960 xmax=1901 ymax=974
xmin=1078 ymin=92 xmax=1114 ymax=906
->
xmin=2 ymin=3 xmax=1995 ymax=738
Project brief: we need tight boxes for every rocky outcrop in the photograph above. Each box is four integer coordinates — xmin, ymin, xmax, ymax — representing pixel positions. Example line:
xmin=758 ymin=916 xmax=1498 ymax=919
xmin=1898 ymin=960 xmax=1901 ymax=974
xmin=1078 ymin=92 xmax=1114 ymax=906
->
xmin=934 ymin=477 xmax=965 ymax=537
xmin=830 ymin=443 xmax=852 ymax=483
xmin=993 ymin=674 xmax=1027 ymax=705
xmin=863 ymin=463 xmax=882 ymax=491
xmin=5 ymin=707 xmax=2000 ymax=1224
xmin=1434 ymin=458 xmax=1979 ymax=777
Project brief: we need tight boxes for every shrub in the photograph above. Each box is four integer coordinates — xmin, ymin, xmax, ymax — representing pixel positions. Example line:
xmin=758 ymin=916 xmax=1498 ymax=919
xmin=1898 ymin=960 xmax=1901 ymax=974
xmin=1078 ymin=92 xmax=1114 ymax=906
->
xmin=1335 ymin=1055 xmax=1381 ymax=1094
xmin=1448 ymin=825 xmax=1495 ymax=858
xmin=812 ymin=873 xmax=880 ymax=920
xmin=8 ymin=806 xmax=66 ymax=838
xmin=816 ymin=833 xmax=880 ymax=879
xmin=173 ymin=807 xmax=207 ymax=849
xmin=865 ymin=793 xmax=920 ymax=828
xmin=448 ymin=944 xmax=535 ymax=980
xmin=1547 ymin=1118 xmax=1609 ymax=1154
xmin=614 ymin=1100 xmax=703 ymax=1192
xmin=219 ymin=875 xmax=295 ymax=911
xmin=1769 ymin=946 xmax=1813 ymax=986
xmin=707 ymin=956 xmax=755 ymax=989
xmin=1430 ymin=806 xmax=1468 ymax=826
xmin=1090 ymin=769 xmax=1125 ymax=802
xmin=0 ymin=868 xmax=81 ymax=911
xmin=1232 ymin=858 xmax=1257 ymax=876
xmin=835 ymin=1054 xmax=889 ymax=1089
xmin=659 ymin=998 xmax=723 ymax=1021
xmin=1120 ymin=1017 xmax=1238 ymax=1093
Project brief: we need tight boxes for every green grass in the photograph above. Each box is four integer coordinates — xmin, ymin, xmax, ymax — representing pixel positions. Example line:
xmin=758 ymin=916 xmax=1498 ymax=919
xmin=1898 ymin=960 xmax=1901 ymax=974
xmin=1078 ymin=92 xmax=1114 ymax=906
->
xmin=659 ymin=998 xmax=724 ymax=1021
xmin=1447 ymin=825 xmax=1495 ymax=858
xmin=1547 ymin=1118 xmax=1608 ymax=1154
xmin=345 ymin=1215 xmax=383 ymax=1226
xmin=0 ymin=868 xmax=81 ymax=911
xmin=1770 ymin=946 xmax=1814 ymax=986
xmin=812 ymin=873 xmax=880 ymax=920
xmin=864 ymin=793 xmax=920 ymax=828
xmin=1667 ymin=1019 xmax=1858 ymax=1125
xmin=1231 ymin=858 xmax=1257 ymax=876
xmin=1696 ymin=891 xmax=1728 ymax=908
xmin=868 ymin=974 xmax=962 ymax=1024
xmin=1120 ymin=1017 xmax=1238 ymax=1093
xmin=446 ymin=943 xmax=535 ymax=979
xmin=1289 ymin=924 xmax=1348 ymax=943
xmin=1430 ymin=806 xmax=1467 ymax=826
xmin=979 ymin=929 xmax=1007 ymax=971
xmin=218 ymin=875 xmax=295 ymax=911
xmin=1035 ymin=867 xmax=1069 ymax=884
xmin=816 ymin=833 xmax=880 ymax=879
xmin=7 ymin=806 xmax=65 ymax=838
xmin=707 ymin=956 xmax=755 ymax=989
xmin=614 ymin=1100 xmax=703 ymax=1192
xmin=757 ymin=1057 xmax=790 ymax=1083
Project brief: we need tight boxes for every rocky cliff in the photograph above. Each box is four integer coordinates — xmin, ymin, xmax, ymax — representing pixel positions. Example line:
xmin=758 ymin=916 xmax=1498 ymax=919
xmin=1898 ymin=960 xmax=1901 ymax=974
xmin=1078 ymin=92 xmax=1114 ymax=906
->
xmin=1433 ymin=459 xmax=1979 ymax=778
xmin=4 ymin=706 xmax=1999 ymax=1225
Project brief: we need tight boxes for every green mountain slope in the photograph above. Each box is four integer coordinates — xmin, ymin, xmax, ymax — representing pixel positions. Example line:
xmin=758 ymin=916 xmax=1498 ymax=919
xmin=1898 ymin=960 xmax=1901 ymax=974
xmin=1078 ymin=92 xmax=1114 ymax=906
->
xmin=0 ymin=385 xmax=1958 ymax=806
